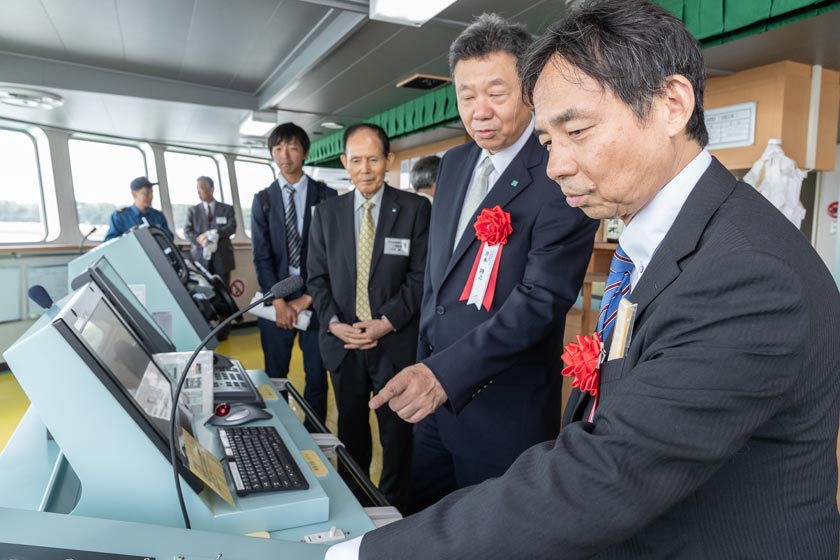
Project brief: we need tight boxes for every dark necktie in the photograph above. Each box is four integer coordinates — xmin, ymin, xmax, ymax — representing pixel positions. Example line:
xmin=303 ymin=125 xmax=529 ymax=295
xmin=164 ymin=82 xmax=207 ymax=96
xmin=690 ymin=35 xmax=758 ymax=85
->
xmin=284 ymin=185 xmax=301 ymax=268
xmin=206 ymin=204 xmax=213 ymax=224
xmin=597 ymin=244 xmax=635 ymax=344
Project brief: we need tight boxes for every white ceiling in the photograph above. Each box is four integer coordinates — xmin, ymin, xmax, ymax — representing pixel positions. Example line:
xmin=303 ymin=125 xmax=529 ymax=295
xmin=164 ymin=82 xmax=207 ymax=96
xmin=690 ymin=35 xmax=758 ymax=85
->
xmin=0 ymin=0 xmax=837 ymax=156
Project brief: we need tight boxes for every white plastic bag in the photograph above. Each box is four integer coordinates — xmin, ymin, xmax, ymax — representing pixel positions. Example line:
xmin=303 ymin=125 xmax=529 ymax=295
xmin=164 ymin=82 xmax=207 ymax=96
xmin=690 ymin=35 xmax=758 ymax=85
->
xmin=743 ymin=139 xmax=807 ymax=228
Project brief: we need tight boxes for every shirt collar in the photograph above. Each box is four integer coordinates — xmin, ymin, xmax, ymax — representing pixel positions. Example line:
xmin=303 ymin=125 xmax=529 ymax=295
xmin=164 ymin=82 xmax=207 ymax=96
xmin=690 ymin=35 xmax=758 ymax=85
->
xmin=130 ymin=204 xmax=147 ymax=217
xmin=620 ymin=149 xmax=712 ymax=278
xmin=354 ymin=184 xmax=385 ymax=212
xmin=282 ymin=174 xmax=308 ymax=193
xmin=482 ymin=114 xmax=535 ymax=176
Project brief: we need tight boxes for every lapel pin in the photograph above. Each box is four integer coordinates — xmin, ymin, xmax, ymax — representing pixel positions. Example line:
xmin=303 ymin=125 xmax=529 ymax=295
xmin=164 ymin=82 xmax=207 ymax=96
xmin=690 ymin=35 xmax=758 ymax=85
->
xmin=392 ymin=207 xmax=397 ymax=213
xmin=511 ymin=180 xmax=519 ymax=187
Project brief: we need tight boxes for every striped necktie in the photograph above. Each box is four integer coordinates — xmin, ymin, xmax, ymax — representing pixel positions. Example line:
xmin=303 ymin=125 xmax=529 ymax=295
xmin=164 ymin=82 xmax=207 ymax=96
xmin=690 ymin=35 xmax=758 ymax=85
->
xmin=356 ymin=201 xmax=375 ymax=321
xmin=596 ymin=244 xmax=635 ymax=343
xmin=284 ymin=185 xmax=301 ymax=268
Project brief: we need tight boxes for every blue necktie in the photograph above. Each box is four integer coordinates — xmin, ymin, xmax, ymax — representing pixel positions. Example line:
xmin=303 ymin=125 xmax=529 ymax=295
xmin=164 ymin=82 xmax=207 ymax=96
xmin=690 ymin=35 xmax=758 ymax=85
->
xmin=596 ymin=244 xmax=635 ymax=343
xmin=284 ymin=185 xmax=301 ymax=269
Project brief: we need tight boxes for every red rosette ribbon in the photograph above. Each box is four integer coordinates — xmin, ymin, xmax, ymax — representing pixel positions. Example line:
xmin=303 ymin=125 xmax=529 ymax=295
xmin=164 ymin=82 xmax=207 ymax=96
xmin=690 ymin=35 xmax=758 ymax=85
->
xmin=561 ymin=332 xmax=602 ymax=396
xmin=459 ymin=205 xmax=513 ymax=311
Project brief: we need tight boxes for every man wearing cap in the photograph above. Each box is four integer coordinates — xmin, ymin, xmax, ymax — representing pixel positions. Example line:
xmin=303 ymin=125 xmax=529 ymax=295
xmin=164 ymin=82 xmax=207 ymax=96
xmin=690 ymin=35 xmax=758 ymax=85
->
xmin=104 ymin=176 xmax=173 ymax=241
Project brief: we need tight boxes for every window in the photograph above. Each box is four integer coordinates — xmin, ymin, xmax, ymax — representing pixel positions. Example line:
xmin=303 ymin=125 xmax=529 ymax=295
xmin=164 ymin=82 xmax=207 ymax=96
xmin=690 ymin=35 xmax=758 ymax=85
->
xmin=235 ymin=159 xmax=275 ymax=237
xmin=0 ymin=129 xmax=46 ymax=243
xmin=69 ymin=139 xmax=151 ymax=242
xmin=164 ymin=151 xmax=222 ymax=239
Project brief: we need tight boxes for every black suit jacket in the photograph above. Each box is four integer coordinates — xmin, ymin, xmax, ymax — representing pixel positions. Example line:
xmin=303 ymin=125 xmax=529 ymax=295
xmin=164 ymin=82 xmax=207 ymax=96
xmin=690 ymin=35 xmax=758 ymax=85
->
xmin=250 ymin=176 xmax=336 ymax=295
xmin=418 ymin=134 xmax=598 ymax=466
xmin=308 ymin=185 xmax=431 ymax=372
xmin=361 ymin=158 xmax=840 ymax=559
xmin=184 ymin=201 xmax=236 ymax=273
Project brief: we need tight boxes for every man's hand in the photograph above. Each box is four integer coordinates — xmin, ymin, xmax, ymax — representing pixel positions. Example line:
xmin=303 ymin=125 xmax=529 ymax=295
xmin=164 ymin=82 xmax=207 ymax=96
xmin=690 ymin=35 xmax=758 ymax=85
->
xmin=352 ymin=317 xmax=394 ymax=342
xmin=329 ymin=322 xmax=377 ymax=350
xmin=288 ymin=294 xmax=313 ymax=315
xmin=273 ymin=299 xmax=298 ymax=329
xmin=369 ymin=363 xmax=447 ymax=423
xmin=197 ymin=232 xmax=208 ymax=247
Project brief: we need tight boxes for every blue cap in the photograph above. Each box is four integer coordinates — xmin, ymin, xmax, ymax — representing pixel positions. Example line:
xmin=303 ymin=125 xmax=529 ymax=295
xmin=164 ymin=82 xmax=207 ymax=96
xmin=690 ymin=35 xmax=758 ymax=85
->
xmin=130 ymin=176 xmax=157 ymax=191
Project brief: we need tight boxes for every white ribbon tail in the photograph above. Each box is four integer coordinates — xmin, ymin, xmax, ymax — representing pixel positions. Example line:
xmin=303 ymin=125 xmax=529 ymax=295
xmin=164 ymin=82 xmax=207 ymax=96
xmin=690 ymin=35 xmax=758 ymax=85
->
xmin=467 ymin=243 xmax=500 ymax=309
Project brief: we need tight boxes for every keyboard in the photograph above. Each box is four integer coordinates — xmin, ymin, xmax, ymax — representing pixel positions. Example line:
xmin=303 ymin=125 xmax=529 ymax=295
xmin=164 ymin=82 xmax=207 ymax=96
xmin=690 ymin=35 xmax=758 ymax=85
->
xmin=213 ymin=363 xmax=264 ymax=407
xmin=218 ymin=426 xmax=309 ymax=497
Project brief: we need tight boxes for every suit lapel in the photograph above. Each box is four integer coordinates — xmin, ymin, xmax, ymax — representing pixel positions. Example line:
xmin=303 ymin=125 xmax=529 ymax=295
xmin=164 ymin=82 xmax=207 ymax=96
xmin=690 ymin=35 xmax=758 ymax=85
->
xmin=443 ymin=134 xmax=540 ymax=283
xmin=440 ymin=145 xmax=482 ymax=265
xmin=628 ymin=158 xmax=736 ymax=323
xmin=369 ymin=185 xmax=399 ymax=280
xmin=337 ymin=192 xmax=357 ymax=282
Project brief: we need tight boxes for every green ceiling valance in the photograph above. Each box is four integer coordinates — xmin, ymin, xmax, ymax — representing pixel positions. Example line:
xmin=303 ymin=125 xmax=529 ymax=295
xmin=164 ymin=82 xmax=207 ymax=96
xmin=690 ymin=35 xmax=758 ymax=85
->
xmin=307 ymin=0 xmax=839 ymax=166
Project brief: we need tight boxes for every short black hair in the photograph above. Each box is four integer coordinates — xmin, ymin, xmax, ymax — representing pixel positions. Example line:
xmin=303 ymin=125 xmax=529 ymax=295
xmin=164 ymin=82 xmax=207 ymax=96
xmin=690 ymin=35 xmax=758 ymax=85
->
xmin=520 ymin=0 xmax=708 ymax=146
xmin=267 ymin=122 xmax=311 ymax=155
xmin=448 ymin=13 xmax=532 ymax=75
xmin=196 ymin=175 xmax=214 ymax=189
xmin=410 ymin=155 xmax=441 ymax=192
xmin=343 ymin=123 xmax=390 ymax=157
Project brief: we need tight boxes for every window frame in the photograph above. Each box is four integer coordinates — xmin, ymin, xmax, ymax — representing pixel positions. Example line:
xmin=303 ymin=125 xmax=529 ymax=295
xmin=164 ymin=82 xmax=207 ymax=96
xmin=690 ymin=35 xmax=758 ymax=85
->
xmin=0 ymin=125 xmax=50 ymax=244
xmin=68 ymin=136 xmax=153 ymax=242
xmin=234 ymin=156 xmax=276 ymax=239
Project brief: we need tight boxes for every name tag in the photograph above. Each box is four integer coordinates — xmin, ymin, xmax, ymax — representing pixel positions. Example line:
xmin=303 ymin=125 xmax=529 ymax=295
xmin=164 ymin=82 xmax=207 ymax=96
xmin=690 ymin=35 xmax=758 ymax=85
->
xmin=215 ymin=216 xmax=227 ymax=225
xmin=384 ymin=237 xmax=410 ymax=256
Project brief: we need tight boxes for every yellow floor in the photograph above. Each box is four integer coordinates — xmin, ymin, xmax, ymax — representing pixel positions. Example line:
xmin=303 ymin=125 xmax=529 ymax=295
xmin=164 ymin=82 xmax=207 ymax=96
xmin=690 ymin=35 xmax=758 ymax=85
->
xmin=0 ymin=371 xmax=29 ymax=451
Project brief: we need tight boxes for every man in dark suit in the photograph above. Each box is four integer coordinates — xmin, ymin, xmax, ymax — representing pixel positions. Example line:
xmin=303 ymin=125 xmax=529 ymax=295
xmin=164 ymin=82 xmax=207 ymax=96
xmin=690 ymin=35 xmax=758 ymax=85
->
xmin=308 ymin=123 xmax=430 ymax=508
xmin=331 ymin=1 xmax=840 ymax=558
xmin=369 ymin=13 xmax=598 ymax=512
xmin=251 ymin=122 xmax=336 ymax=421
xmin=184 ymin=176 xmax=236 ymax=287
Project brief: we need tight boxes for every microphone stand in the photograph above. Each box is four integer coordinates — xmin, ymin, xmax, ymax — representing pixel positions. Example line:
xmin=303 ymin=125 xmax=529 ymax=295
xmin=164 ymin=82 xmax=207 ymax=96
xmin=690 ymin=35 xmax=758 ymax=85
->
xmin=167 ymin=277 xmax=301 ymax=529
xmin=79 ymin=226 xmax=97 ymax=253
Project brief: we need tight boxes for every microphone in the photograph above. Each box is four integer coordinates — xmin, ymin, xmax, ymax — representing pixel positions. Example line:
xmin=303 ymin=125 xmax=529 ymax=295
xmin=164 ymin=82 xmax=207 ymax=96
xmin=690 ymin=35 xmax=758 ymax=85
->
xmin=168 ymin=275 xmax=303 ymax=528
xmin=28 ymin=285 xmax=54 ymax=310
xmin=79 ymin=226 xmax=97 ymax=253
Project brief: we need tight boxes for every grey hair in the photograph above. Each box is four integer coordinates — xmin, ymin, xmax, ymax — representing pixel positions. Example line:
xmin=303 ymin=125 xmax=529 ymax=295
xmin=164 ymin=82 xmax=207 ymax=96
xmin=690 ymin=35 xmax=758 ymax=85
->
xmin=410 ymin=155 xmax=441 ymax=192
xmin=196 ymin=175 xmax=214 ymax=189
xmin=520 ymin=0 xmax=708 ymax=146
xmin=448 ymin=13 xmax=532 ymax=74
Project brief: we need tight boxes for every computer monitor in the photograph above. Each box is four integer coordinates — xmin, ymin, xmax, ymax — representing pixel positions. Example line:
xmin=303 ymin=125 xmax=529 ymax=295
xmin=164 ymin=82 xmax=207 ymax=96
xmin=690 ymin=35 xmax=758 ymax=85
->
xmin=52 ymin=281 xmax=197 ymax=485
xmin=72 ymin=256 xmax=176 ymax=355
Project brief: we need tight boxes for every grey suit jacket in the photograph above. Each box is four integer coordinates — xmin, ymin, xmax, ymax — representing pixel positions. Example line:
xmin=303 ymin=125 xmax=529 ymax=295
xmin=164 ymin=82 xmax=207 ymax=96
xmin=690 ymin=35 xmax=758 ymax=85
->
xmin=360 ymin=157 xmax=840 ymax=559
xmin=184 ymin=201 xmax=236 ymax=273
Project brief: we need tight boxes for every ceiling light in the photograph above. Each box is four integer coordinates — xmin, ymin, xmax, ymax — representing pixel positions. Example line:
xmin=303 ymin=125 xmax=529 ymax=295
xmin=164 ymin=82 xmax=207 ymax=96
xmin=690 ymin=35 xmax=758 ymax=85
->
xmin=321 ymin=122 xmax=344 ymax=130
xmin=240 ymin=137 xmax=266 ymax=148
xmin=0 ymin=87 xmax=64 ymax=110
xmin=238 ymin=111 xmax=277 ymax=137
xmin=369 ymin=0 xmax=458 ymax=27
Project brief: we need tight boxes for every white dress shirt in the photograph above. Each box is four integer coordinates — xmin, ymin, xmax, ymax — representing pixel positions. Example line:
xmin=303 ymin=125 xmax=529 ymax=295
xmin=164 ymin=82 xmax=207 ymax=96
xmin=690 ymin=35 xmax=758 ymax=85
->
xmin=620 ymin=149 xmax=712 ymax=288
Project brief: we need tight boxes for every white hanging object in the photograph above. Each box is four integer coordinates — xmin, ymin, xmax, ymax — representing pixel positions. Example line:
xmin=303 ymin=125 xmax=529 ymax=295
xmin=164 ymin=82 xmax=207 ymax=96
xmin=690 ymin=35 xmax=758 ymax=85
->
xmin=743 ymin=139 xmax=807 ymax=228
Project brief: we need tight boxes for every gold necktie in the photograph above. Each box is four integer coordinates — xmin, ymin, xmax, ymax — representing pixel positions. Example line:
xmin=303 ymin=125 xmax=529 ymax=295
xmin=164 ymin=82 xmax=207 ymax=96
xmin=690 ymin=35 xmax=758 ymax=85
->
xmin=356 ymin=201 xmax=375 ymax=321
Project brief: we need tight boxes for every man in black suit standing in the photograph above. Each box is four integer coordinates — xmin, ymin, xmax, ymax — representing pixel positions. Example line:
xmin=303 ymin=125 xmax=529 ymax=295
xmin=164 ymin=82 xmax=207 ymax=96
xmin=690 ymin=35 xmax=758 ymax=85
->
xmin=308 ymin=123 xmax=430 ymax=508
xmin=329 ymin=1 xmax=840 ymax=558
xmin=369 ymin=13 xmax=598 ymax=512
xmin=184 ymin=176 xmax=237 ymax=287
xmin=251 ymin=123 xmax=336 ymax=421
